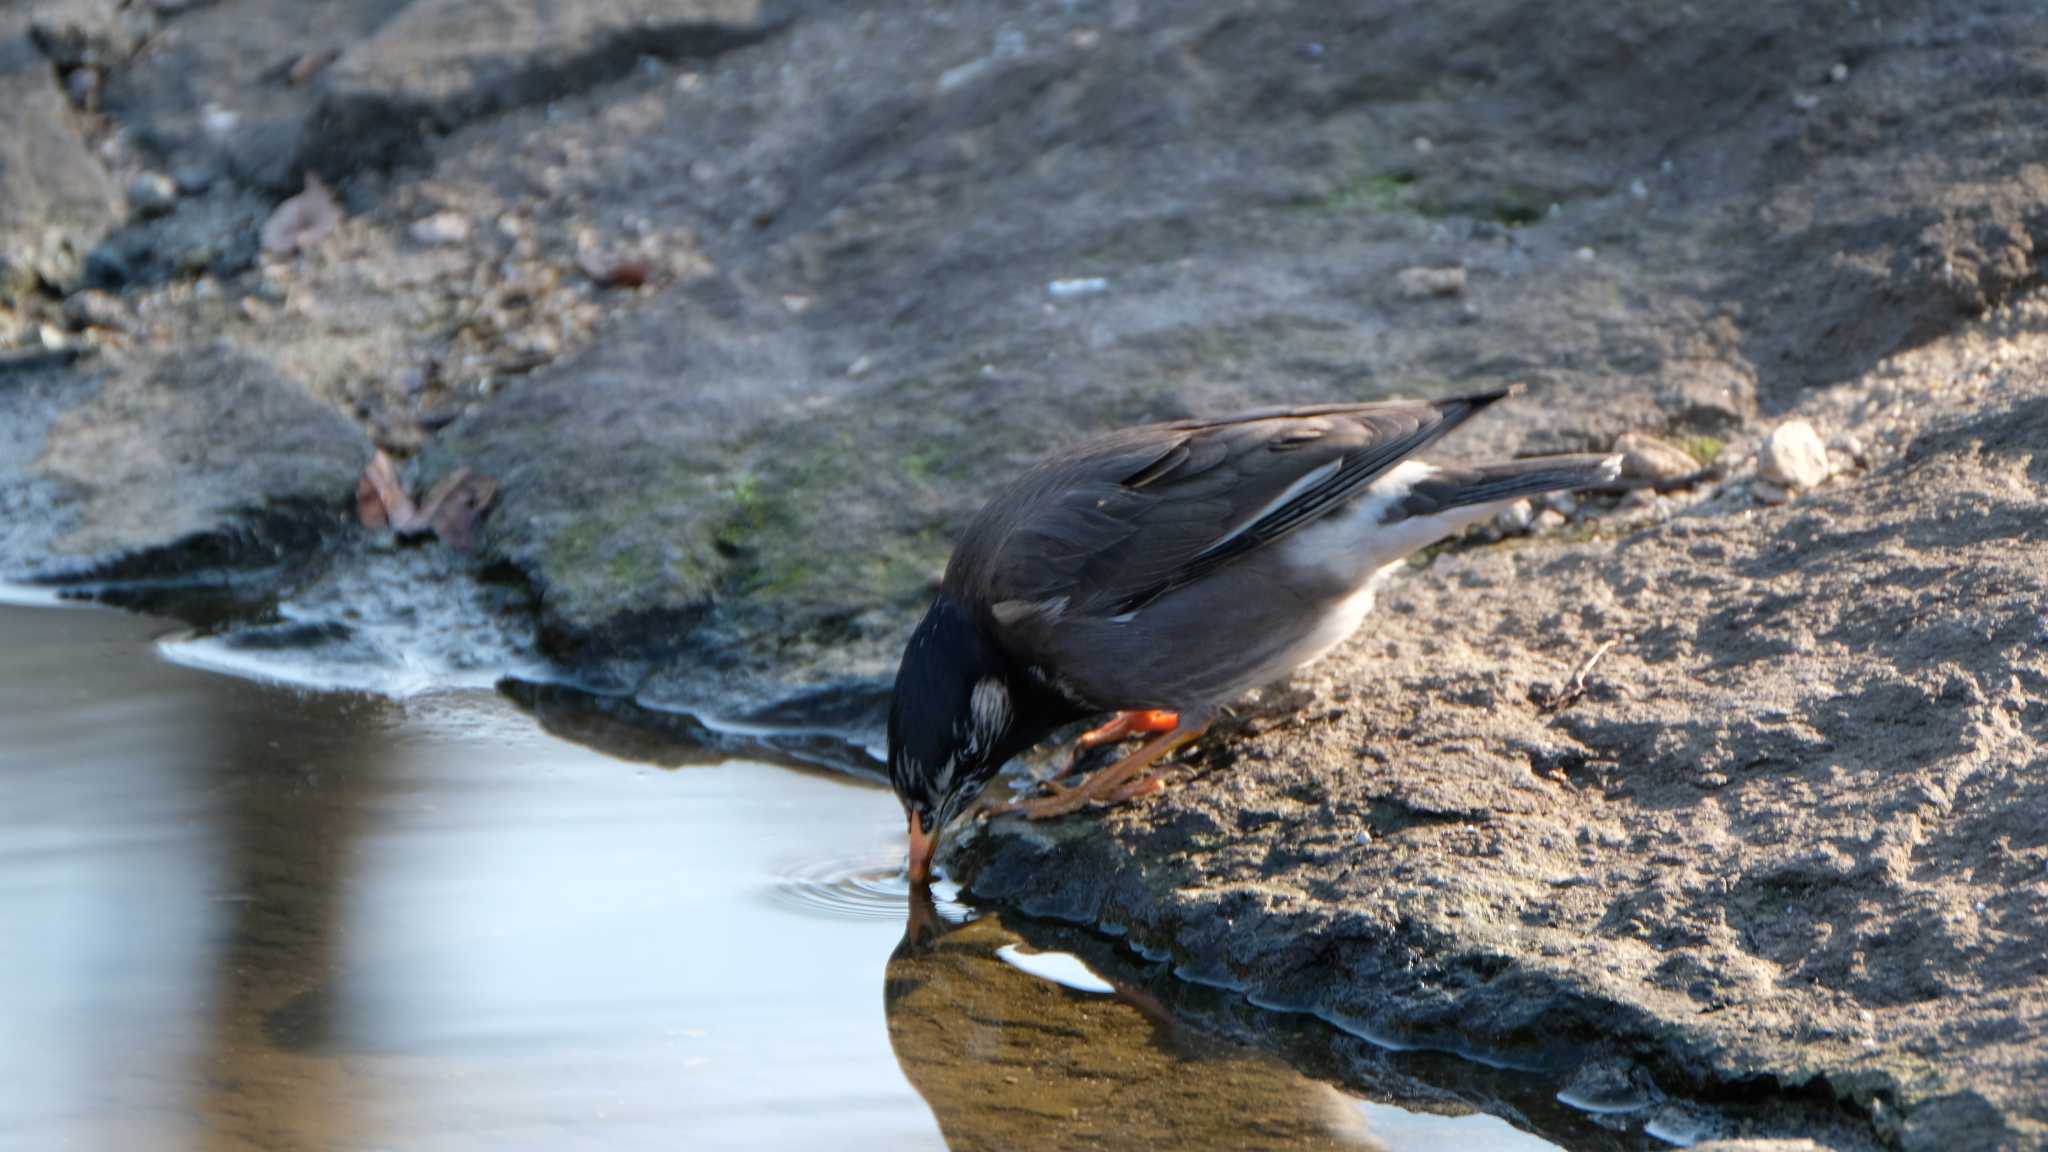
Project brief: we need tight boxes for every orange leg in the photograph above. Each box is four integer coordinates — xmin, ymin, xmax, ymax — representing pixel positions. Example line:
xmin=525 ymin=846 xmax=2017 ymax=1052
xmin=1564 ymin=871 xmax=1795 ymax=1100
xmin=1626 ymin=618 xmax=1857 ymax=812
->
xmin=1046 ymin=710 xmax=1181 ymax=782
xmin=995 ymin=720 xmax=1210 ymax=820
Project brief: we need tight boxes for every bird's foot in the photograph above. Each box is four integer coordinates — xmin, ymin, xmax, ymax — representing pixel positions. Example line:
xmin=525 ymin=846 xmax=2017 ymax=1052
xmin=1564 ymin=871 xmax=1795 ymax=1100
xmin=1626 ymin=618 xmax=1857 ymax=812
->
xmin=995 ymin=722 xmax=1207 ymax=820
xmin=1103 ymin=772 xmax=1169 ymax=805
xmin=1048 ymin=709 xmax=1181 ymax=782
xmin=989 ymin=779 xmax=1095 ymax=820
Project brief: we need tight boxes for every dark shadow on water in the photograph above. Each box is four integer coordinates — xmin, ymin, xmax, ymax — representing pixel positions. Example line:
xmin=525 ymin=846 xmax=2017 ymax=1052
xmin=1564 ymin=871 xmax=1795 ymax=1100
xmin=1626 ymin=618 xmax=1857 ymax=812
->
xmin=193 ymin=688 xmax=395 ymax=1150
xmin=500 ymin=675 xmax=888 ymax=779
xmin=886 ymin=889 xmax=1629 ymax=1152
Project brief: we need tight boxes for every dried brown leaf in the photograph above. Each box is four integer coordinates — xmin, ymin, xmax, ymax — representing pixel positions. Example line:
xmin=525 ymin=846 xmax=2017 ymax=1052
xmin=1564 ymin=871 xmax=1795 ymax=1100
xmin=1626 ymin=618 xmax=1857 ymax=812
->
xmin=423 ymin=473 xmax=499 ymax=551
xmin=356 ymin=452 xmax=495 ymax=549
xmin=355 ymin=450 xmax=416 ymax=530
xmin=287 ymin=48 xmax=341 ymax=87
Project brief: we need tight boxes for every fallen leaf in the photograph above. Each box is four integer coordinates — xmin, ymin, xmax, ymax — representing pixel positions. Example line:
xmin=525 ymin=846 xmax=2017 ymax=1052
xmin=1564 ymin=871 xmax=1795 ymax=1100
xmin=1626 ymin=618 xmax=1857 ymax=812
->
xmin=355 ymin=450 xmax=416 ymax=530
xmin=423 ymin=472 xmax=498 ymax=551
xmin=354 ymin=452 xmax=496 ymax=550
xmin=262 ymin=173 xmax=340 ymax=255
xmin=287 ymin=48 xmax=341 ymax=87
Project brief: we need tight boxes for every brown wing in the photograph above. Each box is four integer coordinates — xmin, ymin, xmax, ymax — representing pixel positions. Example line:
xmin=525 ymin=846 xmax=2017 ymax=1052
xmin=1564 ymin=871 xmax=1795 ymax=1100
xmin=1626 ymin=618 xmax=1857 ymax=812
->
xmin=945 ymin=389 xmax=1513 ymax=647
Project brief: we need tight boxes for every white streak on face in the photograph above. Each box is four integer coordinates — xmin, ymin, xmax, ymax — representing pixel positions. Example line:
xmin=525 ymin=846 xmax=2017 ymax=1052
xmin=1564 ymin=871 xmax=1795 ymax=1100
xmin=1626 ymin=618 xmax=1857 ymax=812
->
xmin=966 ymin=676 xmax=1011 ymax=756
xmin=896 ymin=753 xmax=923 ymax=794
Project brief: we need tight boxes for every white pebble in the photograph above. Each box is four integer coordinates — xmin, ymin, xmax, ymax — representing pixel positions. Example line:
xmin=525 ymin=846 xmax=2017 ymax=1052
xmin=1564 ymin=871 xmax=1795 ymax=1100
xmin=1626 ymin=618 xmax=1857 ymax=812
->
xmin=127 ymin=171 xmax=178 ymax=218
xmin=1494 ymin=499 xmax=1534 ymax=535
xmin=1395 ymin=265 xmax=1466 ymax=299
xmin=1760 ymin=419 xmax=1831 ymax=489
xmin=409 ymin=212 xmax=472 ymax=247
xmin=1047 ymin=277 xmax=1108 ymax=298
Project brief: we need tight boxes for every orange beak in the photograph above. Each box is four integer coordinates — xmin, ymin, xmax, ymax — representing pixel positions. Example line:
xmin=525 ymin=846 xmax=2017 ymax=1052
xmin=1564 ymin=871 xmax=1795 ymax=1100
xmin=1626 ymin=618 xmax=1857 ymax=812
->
xmin=906 ymin=812 xmax=936 ymax=887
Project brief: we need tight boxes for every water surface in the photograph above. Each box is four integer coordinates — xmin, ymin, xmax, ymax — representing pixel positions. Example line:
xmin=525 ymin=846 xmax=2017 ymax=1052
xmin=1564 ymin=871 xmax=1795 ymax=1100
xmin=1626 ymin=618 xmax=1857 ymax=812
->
xmin=0 ymin=600 xmax=1572 ymax=1151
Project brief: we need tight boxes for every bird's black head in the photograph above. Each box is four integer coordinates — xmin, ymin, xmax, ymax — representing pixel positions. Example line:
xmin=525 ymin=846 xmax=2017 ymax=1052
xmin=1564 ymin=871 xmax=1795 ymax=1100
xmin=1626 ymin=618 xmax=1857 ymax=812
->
xmin=888 ymin=595 xmax=1069 ymax=881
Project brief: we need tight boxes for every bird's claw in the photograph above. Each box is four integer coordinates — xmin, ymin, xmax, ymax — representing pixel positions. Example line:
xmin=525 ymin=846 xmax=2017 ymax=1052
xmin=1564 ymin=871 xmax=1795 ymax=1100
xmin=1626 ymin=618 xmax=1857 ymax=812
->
xmin=989 ymin=779 xmax=1087 ymax=819
xmin=991 ymin=771 xmax=1170 ymax=820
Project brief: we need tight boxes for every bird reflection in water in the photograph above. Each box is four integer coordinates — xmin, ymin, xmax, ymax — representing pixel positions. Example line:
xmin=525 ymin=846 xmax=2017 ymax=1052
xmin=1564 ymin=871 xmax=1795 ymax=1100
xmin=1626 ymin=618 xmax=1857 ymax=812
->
xmin=885 ymin=888 xmax=1385 ymax=1152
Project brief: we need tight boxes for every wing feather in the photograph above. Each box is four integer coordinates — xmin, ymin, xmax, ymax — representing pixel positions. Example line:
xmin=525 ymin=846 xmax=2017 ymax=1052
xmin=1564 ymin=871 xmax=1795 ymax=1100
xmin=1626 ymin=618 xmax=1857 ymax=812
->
xmin=945 ymin=389 xmax=1514 ymax=654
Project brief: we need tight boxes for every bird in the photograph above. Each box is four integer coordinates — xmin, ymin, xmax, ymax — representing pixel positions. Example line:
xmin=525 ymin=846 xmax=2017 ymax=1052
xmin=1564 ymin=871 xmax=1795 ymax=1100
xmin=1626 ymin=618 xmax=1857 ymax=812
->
xmin=887 ymin=387 xmax=1620 ymax=884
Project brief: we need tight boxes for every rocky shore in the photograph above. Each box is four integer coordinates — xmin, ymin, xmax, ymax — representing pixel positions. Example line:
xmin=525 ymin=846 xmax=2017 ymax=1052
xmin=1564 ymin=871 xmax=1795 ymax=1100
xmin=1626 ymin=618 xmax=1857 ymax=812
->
xmin=3 ymin=1 xmax=2043 ymax=1147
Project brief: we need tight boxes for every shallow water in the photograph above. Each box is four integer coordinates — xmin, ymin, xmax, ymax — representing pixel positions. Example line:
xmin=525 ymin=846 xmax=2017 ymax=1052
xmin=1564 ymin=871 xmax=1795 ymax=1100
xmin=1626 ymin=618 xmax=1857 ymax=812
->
xmin=0 ymin=600 xmax=1573 ymax=1151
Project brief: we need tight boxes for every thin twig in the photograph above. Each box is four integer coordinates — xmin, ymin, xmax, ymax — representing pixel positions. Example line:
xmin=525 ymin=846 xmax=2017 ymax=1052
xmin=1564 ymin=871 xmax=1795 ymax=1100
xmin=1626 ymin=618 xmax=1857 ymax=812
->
xmin=1538 ymin=637 xmax=1624 ymax=713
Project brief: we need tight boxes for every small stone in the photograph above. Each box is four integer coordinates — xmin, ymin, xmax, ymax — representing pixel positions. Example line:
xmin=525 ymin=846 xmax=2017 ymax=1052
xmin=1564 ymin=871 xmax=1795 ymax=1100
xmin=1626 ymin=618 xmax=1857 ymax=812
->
xmin=410 ymin=212 xmax=472 ymax=247
xmin=1574 ymin=247 xmax=1597 ymax=262
xmin=1760 ymin=419 xmax=1831 ymax=488
xmin=1828 ymin=62 xmax=1850 ymax=83
xmin=1395 ymin=265 xmax=1466 ymax=299
xmin=1494 ymin=499 xmax=1534 ymax=535
xmin=1753 ymin=481 xmax=1792 ymax=506
xmin=1831 ymin=431 xmax=1868 ymax=469
xmin=1545 ymin=492 xmax=1579 ymax=518
xmin=1628 ymin=177 xmax=1648 ymax=200
xmin=174 ymin=243 xmax=216 ymax=274
xmin=1613 ymin=433 xmax=1700 ymax=483
xmin=202 ymin=104 xmax=238 ymax=137
xmin=262 ymin=175 xmax=340 ymax=255
xmin=127 ymin=171 xmax=178 ymax=218
xmin=1411 ymin=136 xmax=1434 ymax=154
xmin=1534 ymin=508 xmax=1568 ymax=531
xmin=65 ymin=66 xmax=102 ymax=110
xmin=61 ymin=288 xmax=128 ymax=331
xmin=171 ymin=163 xmax=215 ymax=195
xmin=84 ymin=244 xmax=131 ymax=289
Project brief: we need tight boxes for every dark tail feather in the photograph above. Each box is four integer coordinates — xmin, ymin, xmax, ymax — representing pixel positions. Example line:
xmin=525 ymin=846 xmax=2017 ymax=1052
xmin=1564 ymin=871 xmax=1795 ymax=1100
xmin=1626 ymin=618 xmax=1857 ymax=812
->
xmin=1392 ymin=454 xmax=1622 ymax=519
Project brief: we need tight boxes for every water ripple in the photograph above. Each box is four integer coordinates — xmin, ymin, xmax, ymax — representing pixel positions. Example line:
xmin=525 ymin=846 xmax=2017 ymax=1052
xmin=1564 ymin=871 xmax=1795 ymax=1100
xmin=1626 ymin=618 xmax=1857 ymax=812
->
xmin=766 ymin=851 xmax=971 ymax=922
